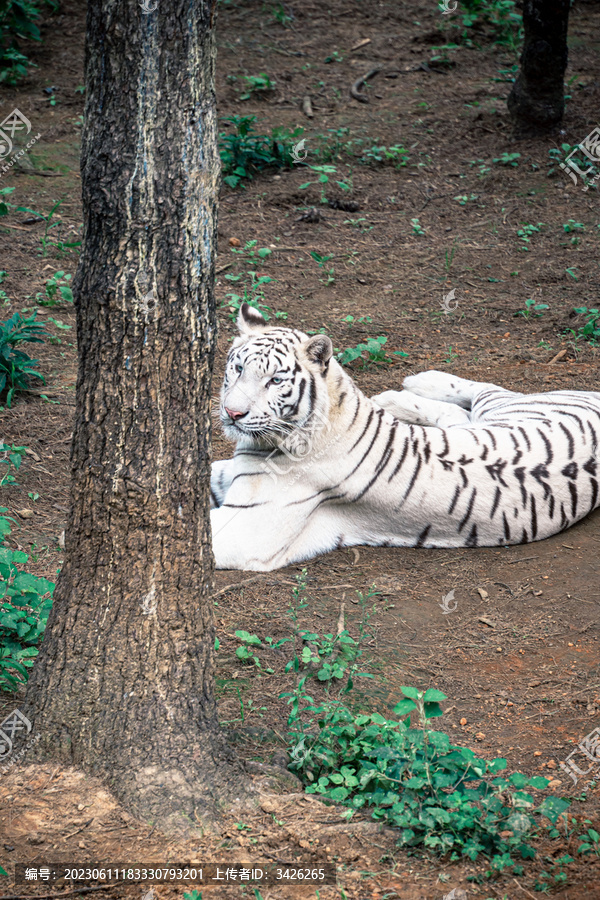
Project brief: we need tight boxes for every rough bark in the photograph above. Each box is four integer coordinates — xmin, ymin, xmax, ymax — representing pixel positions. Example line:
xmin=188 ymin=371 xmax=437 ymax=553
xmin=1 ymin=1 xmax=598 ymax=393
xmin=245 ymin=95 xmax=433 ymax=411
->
xmin=507 ymin=0 xmax=571 ymax=134
xmin=23 ymin=0 xmax=247 ymax=833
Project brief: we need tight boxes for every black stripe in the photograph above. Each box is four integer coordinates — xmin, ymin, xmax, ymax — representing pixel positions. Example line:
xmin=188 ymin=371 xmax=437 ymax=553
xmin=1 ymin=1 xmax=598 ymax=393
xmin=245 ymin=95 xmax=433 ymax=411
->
xmin=401 ymin=454 xmax=422 ymax=504
xmin=503 ymin=511 xmax=510 ymax=541
xmin=513 ymin=467 xmax=527 ymax=507
xmin=352 ymin=421 xmax=398 ymax=502
xmin=448 ymin=485 xmax=461 ymax=516
xmin=414 ymin=524 xmax=431 ymax=548
xmin=589 ymin=477 xmax=598 ymax=513
xmin=458 ymin=487 xmax=477 ymax=533
xmin=559 ymin=422 xmax=574 ymax=459
xmin=349 ymin=407 xmax=373 ymax=452
xmin=490 ymin=486 xmax=501 ymax=519
xmin=483 ymin=428 xmax=497 ymax=451
xmin=536 ymin=428 xmax=553 ymax=465
xmin=568 ymin=481 xmax=578 ymax=517
xmin=530 ymin=494 xmax=537 ymax=540
xmin=222 ymin=501 xmax=267 ymax=508
xmin=388 ymin=436 xmax=410 ymax=481
xmin=517 ymin=426 xmax=532 ymax=452
xmin=465 ymin=523 xmax=478 ymax=547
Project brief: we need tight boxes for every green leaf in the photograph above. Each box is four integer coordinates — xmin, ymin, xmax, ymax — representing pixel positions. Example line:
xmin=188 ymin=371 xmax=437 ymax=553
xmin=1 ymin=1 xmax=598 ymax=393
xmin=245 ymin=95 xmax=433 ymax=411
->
xmin=538 ymin=796 xmax=570 ymax=824
xmin=423 ymin=701 xmax=443 ymax=719
xmin=400 ymin=685 xmax=419 ymax=700
xmin=423 ymin=688 xmax=447 ymax=702
xmin=393 ymin=698 xmax=417 ymax=717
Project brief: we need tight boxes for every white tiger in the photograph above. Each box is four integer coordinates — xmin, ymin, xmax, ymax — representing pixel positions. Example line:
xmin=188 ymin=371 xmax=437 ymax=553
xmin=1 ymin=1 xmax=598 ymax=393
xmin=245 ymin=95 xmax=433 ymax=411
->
xmin=210 ymin=303 xmax=600 ymax=571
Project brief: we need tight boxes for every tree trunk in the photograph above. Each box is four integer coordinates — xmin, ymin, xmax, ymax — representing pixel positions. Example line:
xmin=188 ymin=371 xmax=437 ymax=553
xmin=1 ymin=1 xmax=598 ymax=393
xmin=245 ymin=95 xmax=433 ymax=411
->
xmin=507 ymin=0 xmax=570 ymax=135
xmin=23 ymin=0 xmax=246 ymax=833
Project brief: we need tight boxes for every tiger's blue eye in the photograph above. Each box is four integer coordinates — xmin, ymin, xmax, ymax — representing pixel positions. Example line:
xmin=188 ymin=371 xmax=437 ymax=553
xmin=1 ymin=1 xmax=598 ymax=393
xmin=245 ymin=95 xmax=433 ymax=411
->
xmin=235 ymin=363 xmax=243 ymax=374
xmin=270 ymin=376 xmax=283 ymax=385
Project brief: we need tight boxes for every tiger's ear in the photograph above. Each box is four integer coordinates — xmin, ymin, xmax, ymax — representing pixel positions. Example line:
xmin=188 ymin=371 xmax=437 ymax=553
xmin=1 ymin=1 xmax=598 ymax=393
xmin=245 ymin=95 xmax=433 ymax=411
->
xmin=304 ymin=334 xmax=333 ymax=369
xmin=237 ymin=302 xmax=267 ymax=335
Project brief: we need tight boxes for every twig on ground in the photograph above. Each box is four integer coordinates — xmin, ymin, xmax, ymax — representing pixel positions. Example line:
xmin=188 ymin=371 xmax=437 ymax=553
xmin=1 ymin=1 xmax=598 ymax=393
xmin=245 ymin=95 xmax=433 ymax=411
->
xmin=350 ymin=67 xmax=381 ymax=103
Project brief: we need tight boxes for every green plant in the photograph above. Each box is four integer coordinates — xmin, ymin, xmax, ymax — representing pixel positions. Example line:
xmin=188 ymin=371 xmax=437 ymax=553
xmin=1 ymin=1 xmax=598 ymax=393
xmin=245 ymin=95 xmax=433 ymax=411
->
xmin=342 ymin=314 xmax=372 ymax=326
xmin=310 ymin=251 xmax=335 ymax=285
xmin=183 ymin=891 xmax=202 ymax=900
xmin=515 ymin=298 xmax=549 ymax=320
xmin=568 ymin=307 xmax=600 ymax=343
xmin=286 ymin=681 xmax=569 ymax=869
xmin=516 ymin=222 xmax=542 ymax=251
xmin=15 ymin=199 xmax=81 ymax=257
xmin=0 ymin=0 xmax=57 ymax=85
xmin=300 ymin=164 xmax=351 ymax=203
xmin=563 ymin=219 xmax=585 ymax=234
xmin=0 ymin=187 xmax=15 ymax=217
xmin=272 ymin=2 xmax=293 ymax=26
xmin=493 ymin=152 xmax=521 ymax=167
xmin=358 ymin=145 xmax=409 ymax=169
xmin=0 ymin=310 xmax=46 ymax=406
xmin=219 ymin=115 xmax=302 ymax=188
xmin=223 ymin=271 xmax=274 ymax=321
xmin=534 ymin=854 xmax=574 ymax=892
xmin=0 ymin=509 xmax=55 ymax=690
xmin=445 ymin=345 xmax=459 ymax=363
xmin=337 ymin=335 xmax=407 ymax=368
xmin=239 ymin=73 xmax=276 ymax=100
xmin=449 ymin=0 xmax=522 ymax=50
xmin=35 ymin=270 xmax=73 ymax=306
xmin=0 ymin=442 xmax=26 ymax=486
xmin=410 ymin=218 xmax=425 ymax=235
xmin=454 ymin=193 xmax=478 ymax=206
xmin=577 ymin=823 xmax=600 ymax=856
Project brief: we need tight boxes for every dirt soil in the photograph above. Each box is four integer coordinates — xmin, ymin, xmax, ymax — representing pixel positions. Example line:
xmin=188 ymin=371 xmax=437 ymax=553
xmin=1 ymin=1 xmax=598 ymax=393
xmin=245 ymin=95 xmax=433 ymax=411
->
xmin=0 ymin=0 xmax=600 ymax=898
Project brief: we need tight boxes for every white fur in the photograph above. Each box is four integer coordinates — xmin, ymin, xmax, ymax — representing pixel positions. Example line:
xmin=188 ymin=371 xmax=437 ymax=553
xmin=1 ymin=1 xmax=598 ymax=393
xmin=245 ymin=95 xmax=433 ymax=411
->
xmin=211 ymin=312 xmax=600 ymax=571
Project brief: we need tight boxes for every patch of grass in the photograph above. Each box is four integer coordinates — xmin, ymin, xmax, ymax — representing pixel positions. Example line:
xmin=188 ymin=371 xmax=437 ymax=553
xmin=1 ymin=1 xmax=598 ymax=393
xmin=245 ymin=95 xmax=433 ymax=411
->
xmin=0 ymin=0 xmax=57 ymax=85
xmin=219 ymin=115 xmax=302 ymax=188
xmin=35 ymin=270 xmax=73 ymax=306
xmin=238 ymin=72 xmax=276 ymax=101
xmin=567 ymin=307 xmax=600 ymax=343
xmin=299 ymin=164 xmax=352 ymax=204
xmin=515 ymin=298 xmax=549 ymax=320
xmin=0 ymin=505 xmax=55 ymax=691
xmin=448 ymin=0 xmax=522 ymax=51
xmin=337 ymin=335 xmax=408 ymax=368
xmin=0 ymin=310 xmax=47 ymax=406
xmin=286 ymin=678 xmax=569 ymax=871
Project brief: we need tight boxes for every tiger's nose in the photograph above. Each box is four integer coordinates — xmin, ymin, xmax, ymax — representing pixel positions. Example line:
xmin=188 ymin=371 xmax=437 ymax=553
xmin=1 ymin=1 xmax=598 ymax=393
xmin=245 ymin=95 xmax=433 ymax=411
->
xmin=225 ymin=407 xmax=247 ymax=421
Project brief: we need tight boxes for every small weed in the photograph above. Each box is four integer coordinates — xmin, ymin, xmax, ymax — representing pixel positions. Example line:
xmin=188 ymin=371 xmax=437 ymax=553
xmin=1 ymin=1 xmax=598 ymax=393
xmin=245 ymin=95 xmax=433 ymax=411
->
xmin=565 ymin=267 xmax=579 ymax=280
xmin=454 ymin=193 xmax=478 ymax=205
xmin=337 ymin=335 xmax=407 ymax=368
xmin=410 ymin=217 xmax=425 ymax=235
xmin=516 ymin=222 xmax=542 ymax=251
xmin=271 ymin=2 xmax=293 ymax=26
xmin=358 ymin=144 xmax=409 ymax=169
xmin=0 ymin=311 xmax=47 ymax=406
xmin=493 ymin=152 xmax=521 ymax=167
xmin=219 ymin=115 xmax=303 ymax=188
xmin=0 ymin=187 xmax=15 ymax=217
xmin=578 ymin=823 xmax=600 ymax=856
xmin=35 ymin=270 xmax=73 ymax=306
xmin=342 ymin=315 xmax=372 ymax=326
xmin=300 ymin=164 xmax=351 ymax=203
xmin=239 ymin=73 xmax=276 ymax=101
xmin=0 ymin=443 xmax=26 ymax=487
xmin=343 ymin=218 xmax=372 ymax=233
xmin=0 ymin=508 xmax=55 ymax=691
xmin=563 ymin=219 xmax=585 ymax=234
xmin=183 ymin=891 xmax=202 ymax=900
xmin=310 ymin=251 xmax=335 ymax=285
xmin=515 ymin=298 xmax=549 ymax=320
xmin=445 ymin=345 xmax=459 ymax=363
xmin=567 ymin=307 xmax=600 ymax=343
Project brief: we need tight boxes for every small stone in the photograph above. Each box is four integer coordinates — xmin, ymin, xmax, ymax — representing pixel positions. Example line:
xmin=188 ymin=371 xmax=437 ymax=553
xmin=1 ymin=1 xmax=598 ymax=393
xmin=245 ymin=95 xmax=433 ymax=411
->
xmin=78 ymin=841 xmax=86 ymax=849
xmin=27 ymin=833 xmax=44 ymax=845
xmin=229 ymin=237 xmax=241 ymax=247
xmin=546 ymin=759 xmax=556 ymax=769
xmin=475 ymin=732 xmax=486 ymax=741
xmin=534 ymin=750 xmax=542 ymax=756
xmin=460 ymin=717 xmax=467 ymax=726
xmin=548 ymin=779 xmax=562 ymax=789
xmin=496 ymin=647 xmax=503 ymax=652
xmin=17 ymin=508 xmax=34 ymax=518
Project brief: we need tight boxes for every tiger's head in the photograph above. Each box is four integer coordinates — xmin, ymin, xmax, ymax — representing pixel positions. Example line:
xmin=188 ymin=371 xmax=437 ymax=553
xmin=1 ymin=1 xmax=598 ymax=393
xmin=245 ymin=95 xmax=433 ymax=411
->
xmin=220 ymin=303 xmax=334 ymax=451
